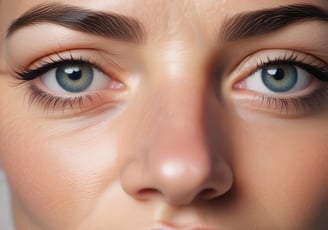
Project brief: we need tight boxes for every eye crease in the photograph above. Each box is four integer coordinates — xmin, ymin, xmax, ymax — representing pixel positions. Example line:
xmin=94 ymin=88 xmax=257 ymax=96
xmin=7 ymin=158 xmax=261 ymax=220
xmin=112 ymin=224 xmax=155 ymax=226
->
xmin=13 ymin=53 xmax=125 ymax=113
xmin=13 ymin=50 xmax=328 ymax=116
xmin=232 ymin=51 xmax=328 ymax=116
xmin=242 ymin=59 xmax=326 ymax=95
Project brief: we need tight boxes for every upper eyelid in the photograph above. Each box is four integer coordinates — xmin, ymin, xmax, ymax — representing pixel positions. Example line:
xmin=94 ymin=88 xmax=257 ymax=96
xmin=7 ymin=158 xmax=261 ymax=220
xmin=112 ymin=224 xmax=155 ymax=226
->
xmin=14 ymin=51 xmax=124 ymax=81
xmin=225 ymin=49 xmax=328 ymax=85
xmin=16 ymin=59 xmax=101 ymax=81
xmin=256 ymin=59 xmax=328 ymax=81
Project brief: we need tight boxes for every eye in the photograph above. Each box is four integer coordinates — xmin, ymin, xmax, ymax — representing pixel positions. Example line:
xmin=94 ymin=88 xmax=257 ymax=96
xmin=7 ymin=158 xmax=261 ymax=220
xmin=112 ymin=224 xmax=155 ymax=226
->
xmin=41 ymin=63 xmax=110 ymax=94
xmin=243 ymin=64 xmax=311 ymax=95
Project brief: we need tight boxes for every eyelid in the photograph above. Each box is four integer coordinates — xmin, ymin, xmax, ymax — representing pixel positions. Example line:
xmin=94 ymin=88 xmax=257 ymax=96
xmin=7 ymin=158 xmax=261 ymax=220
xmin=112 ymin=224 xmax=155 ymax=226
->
xmin=225 ymin=49 xmax=328 ymax=117
xmin=14 ymin=49 xmax=124 ymax=82
xmin=225 ymin=49 xmax=328 ymax=88
xmin=11 ymin=50 xmax=129 ymax=115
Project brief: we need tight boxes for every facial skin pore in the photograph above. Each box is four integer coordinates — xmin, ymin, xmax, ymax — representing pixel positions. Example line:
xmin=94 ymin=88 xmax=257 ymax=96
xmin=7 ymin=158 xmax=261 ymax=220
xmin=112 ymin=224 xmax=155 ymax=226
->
xmin=0 ymin=0 xmax=328 ymax=229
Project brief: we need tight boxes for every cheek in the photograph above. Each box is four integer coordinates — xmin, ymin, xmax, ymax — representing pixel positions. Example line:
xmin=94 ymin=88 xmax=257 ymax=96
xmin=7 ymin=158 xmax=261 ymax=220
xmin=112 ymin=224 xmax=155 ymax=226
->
xmin=233 ymin=118 xmax=328 ymax=228
xmin=0 ymin=117 xmax=122 ymax=228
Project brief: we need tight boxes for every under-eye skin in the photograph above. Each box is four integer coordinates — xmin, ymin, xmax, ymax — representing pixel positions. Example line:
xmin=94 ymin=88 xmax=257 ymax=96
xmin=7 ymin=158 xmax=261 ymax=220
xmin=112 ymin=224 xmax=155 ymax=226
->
xmin=233 ymin=52 xmax=328 ymax=116
xmin=14 ymin=54 xmax=124 ymax=113
xmin=28 ymin=85 xmax=94 ymax=113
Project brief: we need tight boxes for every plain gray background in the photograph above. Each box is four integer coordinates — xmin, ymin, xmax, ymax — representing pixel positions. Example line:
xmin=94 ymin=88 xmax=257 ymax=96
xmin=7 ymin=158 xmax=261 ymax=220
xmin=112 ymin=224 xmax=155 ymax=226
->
xmin=0 ymin=171 xmax=15 ymax=230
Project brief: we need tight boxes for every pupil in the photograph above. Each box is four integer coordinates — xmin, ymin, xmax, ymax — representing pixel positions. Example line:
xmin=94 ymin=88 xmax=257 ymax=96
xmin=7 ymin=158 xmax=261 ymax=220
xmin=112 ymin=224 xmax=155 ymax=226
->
xmin=261 ymin=65 xmax=298 ymax=93
xmin=268 ymin=68 xmax=284 ymax=81
xmin=56 ymin=64 xmax=94 ymax=93
xmin=65 ymin=67 xmax=82 ymax=80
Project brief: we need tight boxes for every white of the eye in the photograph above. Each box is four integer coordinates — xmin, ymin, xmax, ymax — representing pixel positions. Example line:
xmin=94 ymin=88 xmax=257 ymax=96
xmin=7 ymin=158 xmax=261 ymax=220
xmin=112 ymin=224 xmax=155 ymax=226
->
xmin=245 ymin=66 xmax=311 ymax=95
xmin=41 ymin=67 xmax=110 ymax=94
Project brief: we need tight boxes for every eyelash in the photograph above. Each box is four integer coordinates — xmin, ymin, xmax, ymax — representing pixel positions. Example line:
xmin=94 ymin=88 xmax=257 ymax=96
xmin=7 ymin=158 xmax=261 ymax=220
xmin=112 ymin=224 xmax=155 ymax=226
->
xmin=15 ymin=55 xmax=106 ymax=113
xmin=14 ymin=52 xmax=328 ymax=115
xmin=243 ymin=53 xmax=328 ymax=115
xmin=255 ymin=53 xmax=328 ymax=81
xmin=16 ymin=54 xmax=100 ymax=81
xmin=27 ymin=85 xmax=95 ymax=113
xmin=253 ymin=88 xmax=328 ymax=116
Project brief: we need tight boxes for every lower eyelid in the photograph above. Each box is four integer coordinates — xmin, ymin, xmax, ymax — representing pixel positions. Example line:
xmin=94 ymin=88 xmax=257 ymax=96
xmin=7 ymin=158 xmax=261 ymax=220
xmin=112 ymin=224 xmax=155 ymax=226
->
xmin=230 ymin=85 xmax=328 ymax=117
xmin=28 ymin=85 xmax=92 ymax=112
xmin=24 ymin=75 xmax=126 ymax=114
xmin=16 ymin=56 xmax=129 ymax=114
xmin=27 ymin=84 xmax=121 ymax=115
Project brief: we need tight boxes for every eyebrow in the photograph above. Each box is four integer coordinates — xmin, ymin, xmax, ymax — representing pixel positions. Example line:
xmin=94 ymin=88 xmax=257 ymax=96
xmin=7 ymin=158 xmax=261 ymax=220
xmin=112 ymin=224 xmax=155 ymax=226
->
xmin=221 ymin=4 xmax=328 ymax=41
xmin=6 ymin=3 xmax=145 ymax=43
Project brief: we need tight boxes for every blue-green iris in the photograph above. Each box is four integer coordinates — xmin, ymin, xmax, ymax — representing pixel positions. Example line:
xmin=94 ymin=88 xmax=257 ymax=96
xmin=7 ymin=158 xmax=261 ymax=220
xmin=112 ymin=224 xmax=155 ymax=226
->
xmin=261 ymin=65 xmax=298 ymax=92
xmin=56 ymin=64 xmax=94 ymax=93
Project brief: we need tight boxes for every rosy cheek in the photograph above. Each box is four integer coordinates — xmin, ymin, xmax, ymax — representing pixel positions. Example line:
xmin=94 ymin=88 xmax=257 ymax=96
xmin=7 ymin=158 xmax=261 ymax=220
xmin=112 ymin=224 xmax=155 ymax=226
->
xmin=231 ymin=118 xmax=328 ymax=228
xmin=0 ymin=118 xmax=122 ymax=228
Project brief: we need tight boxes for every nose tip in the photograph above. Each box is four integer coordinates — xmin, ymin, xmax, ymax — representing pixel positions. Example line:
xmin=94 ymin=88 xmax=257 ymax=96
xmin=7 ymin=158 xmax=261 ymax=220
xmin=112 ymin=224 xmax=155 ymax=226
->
xmin=152 ymin=159 xmax=233 ymax=205
xmin=121 ymin=151 xmax=233 ymax=206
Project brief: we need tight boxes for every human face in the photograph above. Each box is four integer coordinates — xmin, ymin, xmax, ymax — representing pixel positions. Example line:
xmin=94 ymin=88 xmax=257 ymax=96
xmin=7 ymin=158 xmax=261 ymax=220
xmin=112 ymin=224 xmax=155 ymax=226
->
xmin=0 ymin=0 xmax=327 ymax=229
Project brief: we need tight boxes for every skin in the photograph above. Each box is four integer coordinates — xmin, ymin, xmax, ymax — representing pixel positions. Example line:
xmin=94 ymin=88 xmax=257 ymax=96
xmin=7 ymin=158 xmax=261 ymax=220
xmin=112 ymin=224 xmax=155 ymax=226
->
xmin=0 ymin=0 xmax=328 ymax=229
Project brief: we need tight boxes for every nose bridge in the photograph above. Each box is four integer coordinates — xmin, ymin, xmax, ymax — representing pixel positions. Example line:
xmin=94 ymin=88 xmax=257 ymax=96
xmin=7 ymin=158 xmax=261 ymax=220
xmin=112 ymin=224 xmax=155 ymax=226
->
xmin=121 ymin=75 xmax=233 ymax=205
xmin=145 ymin=39 xmax=213 ymax=153
xmin=154 ymin=77 xmax=207 ymax=136
xmin=146 ymin=84 xmax=226 ymax=202
xmin=149 ymin=82 xmax=211 ymax=164
xmin=120 ymin=39 xmax=233 ymax=205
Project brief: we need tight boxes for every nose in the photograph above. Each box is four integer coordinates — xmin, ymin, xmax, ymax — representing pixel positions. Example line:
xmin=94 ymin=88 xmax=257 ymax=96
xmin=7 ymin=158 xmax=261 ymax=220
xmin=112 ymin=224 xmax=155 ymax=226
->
xmin=121 ymin=84 xmax=233 ymax=206
xmin=125 ymin=147 xmax=233 ymax=206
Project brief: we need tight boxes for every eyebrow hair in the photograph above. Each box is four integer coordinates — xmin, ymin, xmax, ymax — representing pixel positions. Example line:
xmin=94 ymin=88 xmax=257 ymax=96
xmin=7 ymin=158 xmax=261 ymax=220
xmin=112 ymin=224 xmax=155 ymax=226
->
xmin=6 ymin=3 xmax=145 ymax=43
xmin=221 ymin=4 xmax=328 ymax=41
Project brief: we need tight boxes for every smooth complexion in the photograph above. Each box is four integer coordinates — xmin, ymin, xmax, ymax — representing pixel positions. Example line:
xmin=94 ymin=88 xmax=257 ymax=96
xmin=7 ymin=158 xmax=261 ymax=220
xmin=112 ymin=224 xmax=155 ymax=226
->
xmin=0 ymin=0 xmax=327 ymax=229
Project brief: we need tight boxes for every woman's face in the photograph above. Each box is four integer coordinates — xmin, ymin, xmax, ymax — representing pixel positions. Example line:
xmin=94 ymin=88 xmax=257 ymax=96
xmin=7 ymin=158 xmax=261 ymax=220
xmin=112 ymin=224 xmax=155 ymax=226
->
xmin=0 ymin=0 xmax=327 ymax=229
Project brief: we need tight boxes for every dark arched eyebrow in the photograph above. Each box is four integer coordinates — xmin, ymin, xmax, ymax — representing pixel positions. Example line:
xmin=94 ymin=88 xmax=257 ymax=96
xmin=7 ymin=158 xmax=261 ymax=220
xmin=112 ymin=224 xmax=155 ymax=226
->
xmin=6 ymin=3 xmax=145 ymax=43
xmin=6 ymin=4 xmax=328 ymax=44
xmin=221 ymin=4 xmax=328 ymax=42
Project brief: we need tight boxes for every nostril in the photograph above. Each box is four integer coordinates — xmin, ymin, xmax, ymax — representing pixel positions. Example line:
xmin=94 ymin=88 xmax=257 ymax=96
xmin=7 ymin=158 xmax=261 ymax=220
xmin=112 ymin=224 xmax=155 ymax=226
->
xmin=198 ymin=188 xmax=219 ymax=200
xmin=137 ymin=188 xmax=160 ymax=200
